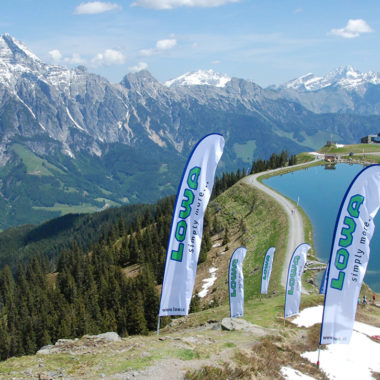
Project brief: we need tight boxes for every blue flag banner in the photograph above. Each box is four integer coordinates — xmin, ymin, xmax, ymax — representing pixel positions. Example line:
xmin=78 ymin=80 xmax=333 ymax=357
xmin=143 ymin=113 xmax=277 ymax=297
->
xmin=261 ymin=247 xmax=275 ymax=294
xmin=284 ymin=243 xmax=310 ymax=318
xmin=319 ymin=265 xmax=328 ymax=295
xmin=320 ymin=164 xmax=380 ymax=345
xmin=159 ymin=134 xmax=225 ymax=317
xmin=229 ymin=247 xmax=247 ymax=318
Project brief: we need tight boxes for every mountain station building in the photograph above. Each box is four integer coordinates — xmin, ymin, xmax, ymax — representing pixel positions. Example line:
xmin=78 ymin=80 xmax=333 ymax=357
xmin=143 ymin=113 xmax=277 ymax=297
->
xmin=361 ymin=134 xmax=380 ymax=144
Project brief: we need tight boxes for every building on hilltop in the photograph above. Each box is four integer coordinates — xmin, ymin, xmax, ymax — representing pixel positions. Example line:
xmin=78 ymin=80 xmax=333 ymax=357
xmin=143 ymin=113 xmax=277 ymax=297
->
xmin=361 ymin=134 xmax=380 ymax=144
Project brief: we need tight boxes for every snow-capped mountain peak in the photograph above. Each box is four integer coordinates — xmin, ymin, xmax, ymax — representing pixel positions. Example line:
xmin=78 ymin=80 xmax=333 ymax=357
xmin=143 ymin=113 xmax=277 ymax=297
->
xmin=0 ymin=33 xmax=41 ymax=64
xmin=278 ymin=65 xmax=380 ymax=92
xmin=165 ymin=69 xmax=231 ymax=88
xmin=0 ymin=33 xmax=46 ymax=90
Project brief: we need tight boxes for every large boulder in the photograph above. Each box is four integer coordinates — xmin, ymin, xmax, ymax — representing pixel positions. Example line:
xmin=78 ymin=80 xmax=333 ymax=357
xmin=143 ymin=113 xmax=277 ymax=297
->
xmin=221 ymin=318 xmax=272 ymax=337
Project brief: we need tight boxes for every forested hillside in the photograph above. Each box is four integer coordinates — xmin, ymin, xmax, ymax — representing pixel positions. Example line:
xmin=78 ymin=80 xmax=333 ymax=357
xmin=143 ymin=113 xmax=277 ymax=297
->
xmin=0 ymin=151 xmax=294 ymax=361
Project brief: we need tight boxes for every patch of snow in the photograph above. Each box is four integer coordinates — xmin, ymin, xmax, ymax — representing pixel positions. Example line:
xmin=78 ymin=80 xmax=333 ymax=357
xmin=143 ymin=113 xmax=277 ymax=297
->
xmin=353 ymin=321 xmax=380 ymax=337
xmin=9 ymin=35 xmax=41 ymax=62
xmin=281 ymin=367 xmax=316 ymax=379
xmin=198 ymin=267 xmax=218 ymax=298
xmin=302 ymin=328 xmax=380 ymax=379
xmin=212 ymin=242 xmax=221 ymax=248
xmin=291 ymin=306 xmax=380 ymax=380
xmin=66 ymin=107 xmax=85 ymax=131
xmin=291 ymin=305 xmax=323 ymax=328
xmin=336 ymin=144 xmax=345 ymax=148
xmin=14 ymin=94 xmax=36 ymax=117
xmin=62 ymin=143 xmax=75 ymax=158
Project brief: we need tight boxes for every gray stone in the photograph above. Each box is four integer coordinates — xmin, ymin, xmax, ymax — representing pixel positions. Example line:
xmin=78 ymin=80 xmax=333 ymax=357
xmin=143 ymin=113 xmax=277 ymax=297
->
xmin=55 ymin=339 xmax=74 ymax=346
xmin=221 ymin=317 xmax=270 ymax=337
xmin=85 ymin=332 xmax=121 ymax=342
xmin=37 ymin=345 xmax=55 ymax=355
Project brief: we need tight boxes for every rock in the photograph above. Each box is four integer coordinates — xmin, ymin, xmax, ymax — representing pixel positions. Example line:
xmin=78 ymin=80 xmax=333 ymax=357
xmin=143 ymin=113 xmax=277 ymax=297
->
xmin=38 ymin=373 xmax=52 ymax=380
xmin=55 ymin=339 xmax=74 ymax=346
xmin=221 ymin=318 xmax=271 ymax=337
xmin=85 ymin=332 xmax=121 ymax=342
xmin=37 ymin=345 xmax=55 ymax=355
xmin=181 ymin=337 xmax=198 ymax=345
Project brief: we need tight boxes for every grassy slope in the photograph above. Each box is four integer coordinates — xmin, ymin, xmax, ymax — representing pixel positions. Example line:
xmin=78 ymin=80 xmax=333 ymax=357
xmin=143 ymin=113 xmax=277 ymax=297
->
xmin=319 ymin=143 xmax=380 ymax=154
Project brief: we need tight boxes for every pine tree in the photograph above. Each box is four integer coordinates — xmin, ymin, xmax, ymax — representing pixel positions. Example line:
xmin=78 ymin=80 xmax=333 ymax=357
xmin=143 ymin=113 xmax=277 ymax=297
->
xmin=139 ymin=265 xmax=159 ymax=331
xmin=126 ymin=289 xmax=148 ymax=335
xmin=0 ymin=318 xmax=11 ymax=360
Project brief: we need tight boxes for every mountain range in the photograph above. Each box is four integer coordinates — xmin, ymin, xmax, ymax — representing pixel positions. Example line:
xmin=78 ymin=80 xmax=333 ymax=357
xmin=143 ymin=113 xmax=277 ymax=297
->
xmin=1 ymin=33 xmax=380 ymax=229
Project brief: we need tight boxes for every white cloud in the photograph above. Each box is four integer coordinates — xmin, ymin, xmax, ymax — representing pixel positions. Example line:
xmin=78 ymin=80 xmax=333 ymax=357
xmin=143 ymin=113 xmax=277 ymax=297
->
xmin=92 ymin=49 xmax=126 ymax=66
xmin=140 ymin=38 xmax=177 ymax=56
xmin=156 ymin=39 xmax=177 ymax=50
xmin=74 ymin=1 xmax=122 ymax=15
xmin=48 ymin=50 xmax=86 ymax=65
xmin=330 ymin=19 xmax=374 ymax=39
xmin=129 ymin=62 xmax=148 ymax=72
xmin=131 ymin=0 xmax=240 ymax=10
xmin=64 ymin=53 xmax=87 ymax=65
xmin=294 ymin=8 xmax=303 ymax=14
xmin=48 ymin=49 xmax=62 ymax=63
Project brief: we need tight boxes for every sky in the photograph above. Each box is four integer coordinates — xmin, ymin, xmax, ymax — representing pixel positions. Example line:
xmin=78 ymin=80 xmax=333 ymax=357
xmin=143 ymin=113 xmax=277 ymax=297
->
xmin=1 ymin=0 xmax=379 ymax=87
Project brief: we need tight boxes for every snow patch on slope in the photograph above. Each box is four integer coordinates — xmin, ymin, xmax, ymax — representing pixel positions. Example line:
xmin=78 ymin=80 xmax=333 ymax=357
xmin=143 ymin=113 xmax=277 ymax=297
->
xmin=198 ymin=267 xmax=218 ymax=298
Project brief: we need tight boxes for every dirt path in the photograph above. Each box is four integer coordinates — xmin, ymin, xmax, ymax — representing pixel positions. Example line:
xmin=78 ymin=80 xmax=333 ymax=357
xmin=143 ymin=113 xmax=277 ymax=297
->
xmin=243 ymin=161 xmax=319 ymax=287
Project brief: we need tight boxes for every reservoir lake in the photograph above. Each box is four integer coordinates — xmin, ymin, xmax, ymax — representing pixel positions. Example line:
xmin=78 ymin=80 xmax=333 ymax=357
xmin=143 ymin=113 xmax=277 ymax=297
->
xmin=263 ymin=163 xmax=380 ymax=293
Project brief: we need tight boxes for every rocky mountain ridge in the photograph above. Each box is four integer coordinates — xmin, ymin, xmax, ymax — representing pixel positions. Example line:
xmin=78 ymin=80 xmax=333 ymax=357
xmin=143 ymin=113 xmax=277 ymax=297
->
xmin=269 ymin=65 xmax=380 ymax=115
xmin=274 ymin=65 xmax=380 ymax=92
xmin=1 ymin=34 xmax=380 ymax=228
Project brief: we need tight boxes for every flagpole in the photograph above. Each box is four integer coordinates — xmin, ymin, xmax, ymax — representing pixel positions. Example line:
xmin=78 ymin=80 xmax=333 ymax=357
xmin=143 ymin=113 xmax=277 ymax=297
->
xmin=156 ymin=316 xmax=160 ymax=336
xmin=317 ymin=345 xmax=321 ymax=368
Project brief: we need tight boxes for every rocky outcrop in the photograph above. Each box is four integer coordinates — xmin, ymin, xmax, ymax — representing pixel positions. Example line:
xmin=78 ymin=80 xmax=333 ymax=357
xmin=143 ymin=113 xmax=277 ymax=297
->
xmin=221 ymin=317 xmax=275 ymax=337
xmin=37 ymin=332 xmax=122 ymax=355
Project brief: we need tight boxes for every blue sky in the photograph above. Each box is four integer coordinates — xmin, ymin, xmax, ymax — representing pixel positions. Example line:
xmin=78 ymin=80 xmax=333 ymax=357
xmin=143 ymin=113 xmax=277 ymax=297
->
xmin=1 ymin=0 xmax=379 ymax=86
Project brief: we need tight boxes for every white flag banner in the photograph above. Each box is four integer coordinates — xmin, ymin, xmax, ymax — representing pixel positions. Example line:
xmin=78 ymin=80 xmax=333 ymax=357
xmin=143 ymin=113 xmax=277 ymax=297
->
xmin=159 ymin=134 xmax=225 ymax=316
xmin=320 ymin=164 xmax=380 ymax=345
xmin=261 ymin=247 xmax=275 ymax=294
xmin=284 ymin=243 xmax=310 ymax=318
xmin=229 ymin=247 xmax=247 ymax=318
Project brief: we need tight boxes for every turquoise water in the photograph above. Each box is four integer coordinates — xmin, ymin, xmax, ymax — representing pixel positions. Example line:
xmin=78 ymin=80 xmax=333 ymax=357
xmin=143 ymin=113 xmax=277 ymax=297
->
xmin=263 ymin=163 xmax=380 ymax=292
